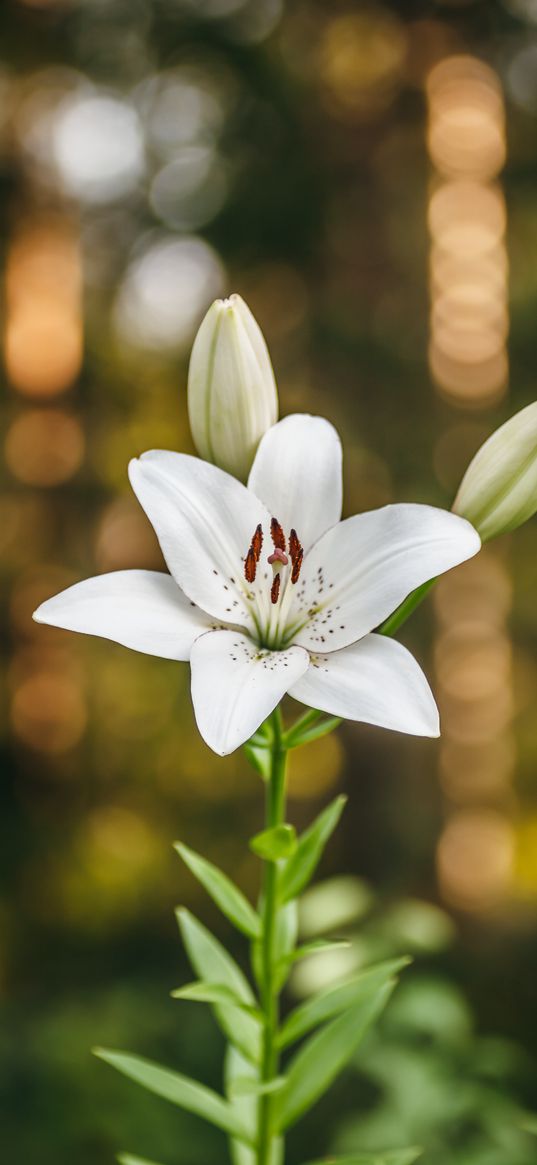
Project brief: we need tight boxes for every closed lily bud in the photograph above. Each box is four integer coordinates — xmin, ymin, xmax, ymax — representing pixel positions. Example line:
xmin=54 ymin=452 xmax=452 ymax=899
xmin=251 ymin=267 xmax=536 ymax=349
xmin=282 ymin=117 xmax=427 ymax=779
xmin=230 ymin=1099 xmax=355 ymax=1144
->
xmin=187 ymin=293 xmax=278 ymax=482
xmin=453 ymin=401 xmax=537 ymax=541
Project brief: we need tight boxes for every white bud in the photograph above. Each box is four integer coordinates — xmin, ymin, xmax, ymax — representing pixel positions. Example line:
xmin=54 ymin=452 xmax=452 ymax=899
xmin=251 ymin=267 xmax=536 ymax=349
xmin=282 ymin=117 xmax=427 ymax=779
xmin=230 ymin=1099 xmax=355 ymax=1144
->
xmin=187 ymin=293 xmax=278 ymax=482
xmin=453 ymin=401 xmax=537 ymax=541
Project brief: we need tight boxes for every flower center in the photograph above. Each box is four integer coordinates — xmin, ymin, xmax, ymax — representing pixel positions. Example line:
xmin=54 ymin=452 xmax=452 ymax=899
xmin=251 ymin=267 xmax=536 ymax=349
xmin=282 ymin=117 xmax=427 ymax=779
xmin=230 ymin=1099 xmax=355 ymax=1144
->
xmin=244 ymin=517 xmax=304 ymax=604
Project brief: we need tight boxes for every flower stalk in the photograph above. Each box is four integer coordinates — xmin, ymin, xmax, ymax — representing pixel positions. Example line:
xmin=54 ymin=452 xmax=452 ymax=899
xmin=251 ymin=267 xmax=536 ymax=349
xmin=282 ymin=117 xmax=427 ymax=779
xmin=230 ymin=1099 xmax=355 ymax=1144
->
xmin=257 ymin=708 xmax=287 ymax=1165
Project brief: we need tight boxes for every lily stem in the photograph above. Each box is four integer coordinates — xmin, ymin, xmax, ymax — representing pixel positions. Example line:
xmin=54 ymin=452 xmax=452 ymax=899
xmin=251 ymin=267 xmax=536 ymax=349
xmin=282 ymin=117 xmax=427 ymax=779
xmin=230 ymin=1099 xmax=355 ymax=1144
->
xmin=257 ymin=708 xmax=287 ymax=1165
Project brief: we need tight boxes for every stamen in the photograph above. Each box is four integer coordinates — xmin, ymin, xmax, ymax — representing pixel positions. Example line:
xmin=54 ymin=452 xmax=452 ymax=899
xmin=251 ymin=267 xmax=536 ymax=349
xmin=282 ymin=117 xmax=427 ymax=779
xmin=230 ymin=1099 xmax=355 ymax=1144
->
xmin=289 ymin=528 xmax=304 ymax=584
xmin=270 ymin=517 xmax=286 ymax=552
xmin=244 ymin=546 xmax=257 ymax=583
xmin=291 ymin=547 xmax=303 ymax=584
xmin=252 ymin=523 xmax=263 ymax=561
xmin=271 ymin=573 xmax=281 ymax=604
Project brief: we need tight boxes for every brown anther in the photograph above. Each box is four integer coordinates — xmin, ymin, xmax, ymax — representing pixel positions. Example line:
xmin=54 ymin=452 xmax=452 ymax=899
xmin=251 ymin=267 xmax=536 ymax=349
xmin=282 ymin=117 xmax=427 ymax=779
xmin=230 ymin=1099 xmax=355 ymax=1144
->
xmin=271 ymin=573 xmax=281 ymax=604
xmin=270 ymin=517 xmax=286 ymax=552
xmin=268 ymin=548 xmax=288 ymax=566
xmin=244 ymin=546 xmax=257 ymax=583
xmin=252 ymin=523 xmax=263 ymax=561
xmin=289 ymin=528 xmax=304 ymax=584
xmin=291 ymin=547 xmax=303 ymax=584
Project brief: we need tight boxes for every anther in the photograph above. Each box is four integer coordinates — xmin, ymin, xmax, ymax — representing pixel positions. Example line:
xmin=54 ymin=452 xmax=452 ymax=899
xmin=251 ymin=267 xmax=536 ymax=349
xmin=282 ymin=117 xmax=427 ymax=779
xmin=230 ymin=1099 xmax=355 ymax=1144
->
xmin=271 ymin=573 xmax=281 ymax=604
xmin=244 ymin=546 xmax=257 ymax=583
xmin=244 ymin=523 xmax=264 ymax=583
xmin=252 ymin=523 xmax=263 ymax=561
xmin=270 ymin=517 xmax=286 ymax=552
xmin=289 ymin=528 xmax=304 ymax=584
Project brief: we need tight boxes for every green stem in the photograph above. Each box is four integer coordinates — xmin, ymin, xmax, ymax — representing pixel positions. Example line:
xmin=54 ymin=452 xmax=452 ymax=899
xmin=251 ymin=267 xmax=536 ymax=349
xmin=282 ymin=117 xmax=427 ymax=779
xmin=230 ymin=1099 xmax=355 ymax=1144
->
xmin=378 ymin=578 xmax=437 ymax=637
xmin=257 ymin=708 xmax=287 ymax=1165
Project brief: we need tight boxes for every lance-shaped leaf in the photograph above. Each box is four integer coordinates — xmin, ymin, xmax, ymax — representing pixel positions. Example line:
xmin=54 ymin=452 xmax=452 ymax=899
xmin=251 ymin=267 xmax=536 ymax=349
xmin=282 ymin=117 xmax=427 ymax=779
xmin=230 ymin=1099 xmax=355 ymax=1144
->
xmin=273 ymin=980 xmax=395 ymax=1131
xmin=244 ymin=739 xmax=271 ymax=780
xmin=117 ymin=1156 xmax=167 ymax=1165
xmin=177 ymin=909 xmax=261 ymax=1063
xmin=278 ymin=957 xmax=410 ymax=1049
xmin=280 ymin=795 xmax=347 ymax=903
xmin=284 ymin=714 xmax=342 ymax=750
xmin=225 ymin=1045 xmax=257 ymax=1165
xmin=94 ymin=1048 xmax=253 ymax=1144
xmin=250 ymin=825 xmax=297 ymax=861
xmin=230 ymin=1075 xmax=287 ymax=1098
xmin=299 ymin=1150 xmax=422 ymax=1165
xmin=225 ymin=1046 xmax=284 ymax=1165
xmin=175 ymin=843 xmax=260 ymax=939
xmin=170 ymin=981 xmax=262 ymax=1019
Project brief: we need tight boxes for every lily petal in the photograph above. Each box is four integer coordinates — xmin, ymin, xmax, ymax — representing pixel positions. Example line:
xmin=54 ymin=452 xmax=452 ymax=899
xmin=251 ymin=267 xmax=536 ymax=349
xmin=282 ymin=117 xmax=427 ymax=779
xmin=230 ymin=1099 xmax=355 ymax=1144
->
xmin=33 ymin=570 xmax=213 ymax=660
xmin=248 ymin=414 xmax=343 ymax=552
xmin=289 ymin=633 xmax=440 ymax=737
xmin=129 ymin=451 xmax=270 ymax=629
xmin=291 ymin=504 xmax=480 ymax=653
xmin=190 ymin=630 xmax=309 ymax=755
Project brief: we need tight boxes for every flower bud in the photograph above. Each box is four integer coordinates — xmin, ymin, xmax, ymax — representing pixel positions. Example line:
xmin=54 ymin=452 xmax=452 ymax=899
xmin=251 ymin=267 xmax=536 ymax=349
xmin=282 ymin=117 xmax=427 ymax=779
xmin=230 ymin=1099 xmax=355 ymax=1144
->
xmin=452 ymin=401 xmax=537 ymax=541
xmin=187 ymin=293 xmax=278 ymax=482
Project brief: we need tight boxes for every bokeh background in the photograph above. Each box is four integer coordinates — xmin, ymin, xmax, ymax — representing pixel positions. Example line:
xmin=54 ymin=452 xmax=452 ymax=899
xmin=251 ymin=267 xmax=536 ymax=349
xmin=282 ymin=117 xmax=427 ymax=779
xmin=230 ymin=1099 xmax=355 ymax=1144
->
xmin=2 ymin=0 xmax=537 ymax=1162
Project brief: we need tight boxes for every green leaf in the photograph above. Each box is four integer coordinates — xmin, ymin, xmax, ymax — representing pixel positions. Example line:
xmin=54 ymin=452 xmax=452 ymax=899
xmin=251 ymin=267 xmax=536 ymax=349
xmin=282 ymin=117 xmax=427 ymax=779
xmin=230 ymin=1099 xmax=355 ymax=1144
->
xmin=94 ymin=1048 xmax=253 ymax=1145
xmin=170 ymin=981 xmax=262 ymax=1019
xmin=177 ymin=909 xmax=261 ymax=1064
xmin=285 ymin=716 xmax=342 ymax=750
xmin=282 ymin=939 xmax=351 ymax=968
xmin=225 ymin=1046 xmax=284 ymax=1165
xmin=273 ymin=980 xmax=395 ymax=1131
xmin=117 ymin=1155 xmax=167 ymax=1165
xmin=250 ymin=825 xmax=297 ymax=861
xmin=244 ymin=740 xmax=271 ymax=780
xmin=230 ymin=1075 xmax=287 ymax=1097
xmin=225 ymin=1045 xmax=257 ymax=1165
xmin=175 ymin=843 xmax=261 ymax=939
xmin=280 ymin=795 xmax=347 ymax=903
xmin=299 ymin=1150 xmax=422 ymax=1165
xmin=278 ymin=958 xmax=410 ymax=1049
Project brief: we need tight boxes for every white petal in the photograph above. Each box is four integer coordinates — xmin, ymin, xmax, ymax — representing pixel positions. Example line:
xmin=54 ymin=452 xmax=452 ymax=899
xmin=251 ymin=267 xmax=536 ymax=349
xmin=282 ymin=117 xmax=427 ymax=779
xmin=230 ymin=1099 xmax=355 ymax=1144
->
xmin=129 ymin=451 xmax=271 ymax=629
xmin=33 ymin=570 xmax=213 ymax=660
xmin=248 ymin=414 xmax=342 ymax=552
xmin=190 ymin=630 xmax=309 ymax=755
xmin=291 ymin=504 xmax=480 ymax=653
xmin=289 ymin=633 xmax=440 ymax=737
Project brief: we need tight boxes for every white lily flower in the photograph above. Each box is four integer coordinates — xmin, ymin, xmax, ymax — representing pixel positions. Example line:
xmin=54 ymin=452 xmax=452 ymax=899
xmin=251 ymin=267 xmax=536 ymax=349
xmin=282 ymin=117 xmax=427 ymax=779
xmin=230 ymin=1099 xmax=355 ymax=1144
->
xmin=33 ymin=415 xmax=481 ymax=756
xmin=187 ymin=294 xmax=278 ymax=482
xmin=453 ymin=400 xmax=537 ymax=541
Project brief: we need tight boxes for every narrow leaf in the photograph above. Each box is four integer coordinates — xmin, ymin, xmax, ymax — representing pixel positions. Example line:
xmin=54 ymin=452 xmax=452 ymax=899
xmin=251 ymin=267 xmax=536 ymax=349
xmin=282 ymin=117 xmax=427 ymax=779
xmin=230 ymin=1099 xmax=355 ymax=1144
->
xmin=230 ymin=1075 xmax=287 ymax=1097
xmin=94 ymin=1048 xmax=253 ymax=1144
xmin=299 ymin=1150 xmax=422 ymax=1165
xmin=274 ymin=980 xmax=395 ymax=1131
xmin=250 ymin=825 xmax=297 ymax=861
xmin=244 ymin=740 xmax=271 ymax=780
xmin=280 ymin=795 xmax=347 ymax=903
xmin=282 ymin=939 xmax=351 ymax=968
xmin=285 ymin=716 xmax=342 ymax=750
xmin=278 ymin=958 xmax=410 ymax=1049
xmin=225 ymin=1044 xmax=257 ymax=1165
xmin=177 ymin=909 xmax=261 ymax=1064
xmin=117 ymin=1156 xmax=167 ymax=1165
xmin=170 ymin=981 xmax=262 ymax=1019
xmin=175 ymin=843 xmax=260 ymax=939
